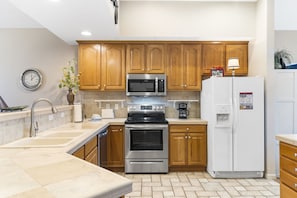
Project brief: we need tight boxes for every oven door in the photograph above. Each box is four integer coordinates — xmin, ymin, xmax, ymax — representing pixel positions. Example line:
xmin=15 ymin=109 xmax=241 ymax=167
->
xmin=125 ymin=124 xmax=168 ymax=159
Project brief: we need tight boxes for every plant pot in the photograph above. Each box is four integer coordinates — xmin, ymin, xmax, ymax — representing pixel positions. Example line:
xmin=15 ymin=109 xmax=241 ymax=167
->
xmin=67 ymin=88 xmax=75 ymax=105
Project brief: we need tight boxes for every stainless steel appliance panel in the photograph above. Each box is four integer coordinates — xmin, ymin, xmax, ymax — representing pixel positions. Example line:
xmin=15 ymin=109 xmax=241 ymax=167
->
xmin=125 ymin=124 xmax=168 ymax=159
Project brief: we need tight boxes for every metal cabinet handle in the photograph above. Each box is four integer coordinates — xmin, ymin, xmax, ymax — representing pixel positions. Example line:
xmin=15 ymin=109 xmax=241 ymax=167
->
xmin=294 ymin=153 xmax=297 ymax=157
xmin=295 ymin=183 xmax=297 ymax=188
xmin=184 ymin=84 xmax=187 ymax=88
xmin=186 ymin=128 xmax=189 ymax=131
xmin=295 ymin=168 xmax=297 ymax=172
xmin=188 ymin=136 xmax=191 ymax=139
xmin=185 ymin=136 xmax=187 ymax=139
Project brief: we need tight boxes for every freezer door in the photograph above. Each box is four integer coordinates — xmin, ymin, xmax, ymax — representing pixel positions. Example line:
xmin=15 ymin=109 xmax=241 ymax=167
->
xmin=232 ymin=77 xmax=264 ymax=171
xmin=204 ymin=77 xmax=234 ymax=172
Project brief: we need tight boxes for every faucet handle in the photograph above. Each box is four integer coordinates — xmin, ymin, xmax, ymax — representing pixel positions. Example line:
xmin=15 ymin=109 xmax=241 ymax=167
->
xmin=34 ymin=121 xmax=39 ymax=133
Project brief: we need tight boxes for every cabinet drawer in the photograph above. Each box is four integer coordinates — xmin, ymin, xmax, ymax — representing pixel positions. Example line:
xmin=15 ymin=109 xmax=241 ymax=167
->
xmin=280 ymin=169 xmax=297 ymax=192
xmin=72 ymin=146 xmax=84 ymax=160
xmin=280 ymin=142 xmax=297 ymax=162
xmin=170 ymin=125 xmax=206 ymax=133
xmin=281 ymin=156 xmax=297 ymax=177
xmin=281 ymin=182 xmax=297 ymax=198
xmin=85 ymin=136 xmax=98 ymax=156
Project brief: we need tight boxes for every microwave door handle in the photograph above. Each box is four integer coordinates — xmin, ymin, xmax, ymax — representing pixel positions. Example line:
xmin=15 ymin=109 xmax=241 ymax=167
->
xmin=155 ymin=77 xmax=158 ymax=94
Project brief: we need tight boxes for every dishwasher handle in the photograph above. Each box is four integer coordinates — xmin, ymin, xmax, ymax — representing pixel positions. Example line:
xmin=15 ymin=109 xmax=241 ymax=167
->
xmin=99 ymin=129 xmax=108 ymax=137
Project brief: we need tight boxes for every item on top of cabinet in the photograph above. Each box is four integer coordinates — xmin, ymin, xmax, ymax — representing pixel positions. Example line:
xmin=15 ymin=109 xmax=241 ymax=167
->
xmin=211 ymin=66 xmax=224 ymax=77
xmin=101 ymin=109 xmax=114 ymax=119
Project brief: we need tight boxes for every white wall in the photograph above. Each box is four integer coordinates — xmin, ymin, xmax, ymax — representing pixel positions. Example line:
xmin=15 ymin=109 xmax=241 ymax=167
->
xmin=120 ymin=1 xmax=256 ymax=40
xmin=275 ymin=0 xmax=297 ymax=30
xmin=275 ymin=31 xmax=297 ymax=63
xmin=0 ymin=29 xmax=76 ymax=107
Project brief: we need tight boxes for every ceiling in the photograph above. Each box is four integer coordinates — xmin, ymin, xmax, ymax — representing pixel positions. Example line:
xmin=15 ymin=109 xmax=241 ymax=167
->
xmin=1 ymin=0 xmax=258 ymax=45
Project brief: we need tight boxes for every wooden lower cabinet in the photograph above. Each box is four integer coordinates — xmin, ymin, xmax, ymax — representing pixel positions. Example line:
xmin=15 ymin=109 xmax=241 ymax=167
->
xmin=169 ymin=124 xmax=207 ymax=171
xmin=104 ymin=125 xmax=124 ymax=172
xmin=280 ymin=142 xmax=297 ymax=197
xmin=72 ymin=135 xmax=98 ymax=166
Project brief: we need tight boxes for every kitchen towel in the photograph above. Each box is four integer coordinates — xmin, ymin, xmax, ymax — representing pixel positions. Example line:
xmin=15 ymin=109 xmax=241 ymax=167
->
xmin=73 ymin=103 xmax=83 ymax=122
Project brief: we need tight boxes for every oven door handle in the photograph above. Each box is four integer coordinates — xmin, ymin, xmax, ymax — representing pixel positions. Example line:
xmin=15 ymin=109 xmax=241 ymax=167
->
xmin=125 ymin=124 xmax=168 ymax=129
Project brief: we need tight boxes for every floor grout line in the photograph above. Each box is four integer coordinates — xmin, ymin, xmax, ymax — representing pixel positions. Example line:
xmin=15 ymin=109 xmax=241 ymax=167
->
xmin=118 ymin=172 xmax=280 ymax=198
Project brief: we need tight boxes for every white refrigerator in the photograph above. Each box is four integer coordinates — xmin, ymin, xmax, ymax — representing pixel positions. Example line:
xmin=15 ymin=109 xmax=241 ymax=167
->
xmin=201 ymin=76 xmax=264 ymax=178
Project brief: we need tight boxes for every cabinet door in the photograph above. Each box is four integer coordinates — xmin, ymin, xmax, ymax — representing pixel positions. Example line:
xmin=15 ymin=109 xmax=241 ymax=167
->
xmin=107 ymin=125 xmax=124 ymax=167
xmin=101 ymin=44 xmax=126 ymax=90
xmin=170 ymin=133 xmax=187 ymax=166
xmin=85 ymin=146 xmax=98 ymax=165
xmin=78 ymin=44 xmax=101 ymax=90
xmin=183 ymin=44 xmax=202 ymax=90
xmin=146 ymin=44 xmax=165 ymax=73
xmin=225 ymin=44 xmax=248 ymax=76
xmin=202 ymin=44 xmax=225 ymax=75
xmin=72 ymin=146 xmax=85 ymax=160
xmin=126 ymin=44 xmax=145 ymax=73
xmin=188 ymin=132 xmax=206 ymax=166
xmin=166 ymin=45 xmax=184 ymax=90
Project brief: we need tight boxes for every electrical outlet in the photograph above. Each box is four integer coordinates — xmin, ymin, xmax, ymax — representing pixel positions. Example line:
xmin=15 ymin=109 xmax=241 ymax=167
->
xmin=48 ymin=114 xmax=54 ymax=121
xmin=115 ymin=104 xmax=119 ymax=110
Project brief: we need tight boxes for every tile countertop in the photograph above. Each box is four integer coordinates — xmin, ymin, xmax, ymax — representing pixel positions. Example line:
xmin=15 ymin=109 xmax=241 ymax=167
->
xmin=0 ymin=119 xmax=131 ymax=198
xmin=0 ymin=117 xmax=207 ymax=197
xmin=276 ymin=134 xmax=297 ymax=147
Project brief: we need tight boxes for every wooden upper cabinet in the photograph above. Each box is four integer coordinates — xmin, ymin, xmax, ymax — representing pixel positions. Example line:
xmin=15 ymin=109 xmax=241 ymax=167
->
xmin=79 ymin=44 xmax=101 ymax=90
xmin=126 ymin=44 xmax=145 ymax=73
xmin=101 ymin=44 xmax=126 ymax=90
xmin=146 ymin=44 xmax=165 ymax=73
xmin=126 ymin=44 xmax=165 ymax=73
xmin=166 ymin=45 xmax=183 ymax=90
xmin=78 ymin=42 xmax=125 ymax=91
xmin=202 ymin=44 xmax=225 ymax=75
xmin=166 ymin=44 xmax=202 ymax=91
xmin=225 ymin=44 xmax=248 ymax=76
xmin=202 ymin=42 xmax=248 ymax=76
xmin=183 ymin=45 xmax=202 ymax=90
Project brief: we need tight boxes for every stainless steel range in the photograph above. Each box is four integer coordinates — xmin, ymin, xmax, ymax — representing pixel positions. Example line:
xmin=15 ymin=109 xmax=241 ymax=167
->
xmin=125 ymin=104 xmax=168 ymax=173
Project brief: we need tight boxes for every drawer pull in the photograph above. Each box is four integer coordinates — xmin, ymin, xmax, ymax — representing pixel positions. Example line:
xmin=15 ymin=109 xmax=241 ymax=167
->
xmin=295 ymin=168 xmax=297 ymax=172
xmin=295 ymin=153 xmax=297 ymax=157
xmin=295 ymin=184 xmax=297 ymax=188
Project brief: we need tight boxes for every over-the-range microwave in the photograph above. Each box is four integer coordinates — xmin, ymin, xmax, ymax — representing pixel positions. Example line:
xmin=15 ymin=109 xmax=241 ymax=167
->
xmin=126 ymin=74 xmax=166 ymax=96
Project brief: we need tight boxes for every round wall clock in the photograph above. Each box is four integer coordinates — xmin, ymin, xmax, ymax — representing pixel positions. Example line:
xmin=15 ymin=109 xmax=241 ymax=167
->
xmin=20 ymin=68 xmax=43 ymax=91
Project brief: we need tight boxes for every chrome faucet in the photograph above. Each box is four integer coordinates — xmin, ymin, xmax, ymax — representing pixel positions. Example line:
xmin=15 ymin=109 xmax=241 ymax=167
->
xmin=30 ymin=98 xmax=58 ymax=137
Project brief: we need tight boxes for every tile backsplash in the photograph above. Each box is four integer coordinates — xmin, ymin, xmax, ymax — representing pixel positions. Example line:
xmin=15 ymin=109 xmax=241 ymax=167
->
xmin=80 ymin=91 xmax=200 ymax=119
xmin=0 ymin=107 xmax=72 ymax=145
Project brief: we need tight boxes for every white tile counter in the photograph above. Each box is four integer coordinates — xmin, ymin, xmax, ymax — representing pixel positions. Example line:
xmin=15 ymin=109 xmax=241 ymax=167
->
xmin=276 ymin=134 xmax=297 ymax=146
xmin=167 ymin=118 xmax=207 ymax=125
xmin=0 ymin=119 xmax=131 ymax=198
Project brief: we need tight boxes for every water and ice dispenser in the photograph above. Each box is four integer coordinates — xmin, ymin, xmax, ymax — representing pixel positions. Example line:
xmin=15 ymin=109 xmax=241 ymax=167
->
xmin=215 ymin=105 xmax=232 ymax=127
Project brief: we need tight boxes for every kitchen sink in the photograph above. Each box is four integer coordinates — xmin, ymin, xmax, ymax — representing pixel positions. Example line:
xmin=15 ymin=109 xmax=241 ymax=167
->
xmin=0 ymin=137 xmax=73 ymax=148
xmin=39 ymin=131 xmax=84 ymax=138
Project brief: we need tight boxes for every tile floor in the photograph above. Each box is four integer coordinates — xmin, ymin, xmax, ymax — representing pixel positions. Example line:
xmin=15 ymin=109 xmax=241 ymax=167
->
xmin=119 ymin=172 xmax=280 ymax=198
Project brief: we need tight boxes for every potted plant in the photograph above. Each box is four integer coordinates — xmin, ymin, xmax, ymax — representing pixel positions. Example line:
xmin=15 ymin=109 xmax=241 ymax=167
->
xmin=274 ymin=49 xmax=293 ymax=69
xmin=58 ymin=59 xmax=80 ymax=105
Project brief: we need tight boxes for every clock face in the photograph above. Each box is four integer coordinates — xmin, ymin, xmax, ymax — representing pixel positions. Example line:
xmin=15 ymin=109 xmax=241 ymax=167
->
xmin=21 ymin=69 xmax=42 ymax=91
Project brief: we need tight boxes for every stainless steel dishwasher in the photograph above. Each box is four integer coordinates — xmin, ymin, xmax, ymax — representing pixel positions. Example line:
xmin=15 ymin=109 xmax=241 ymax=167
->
xmin=98 ymin=128 xmax=108 ymax=167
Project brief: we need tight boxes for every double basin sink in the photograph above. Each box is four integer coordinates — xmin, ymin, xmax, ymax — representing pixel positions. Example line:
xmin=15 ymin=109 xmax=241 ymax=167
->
xmin=1 ymin=122 xmax=100 ymax=148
